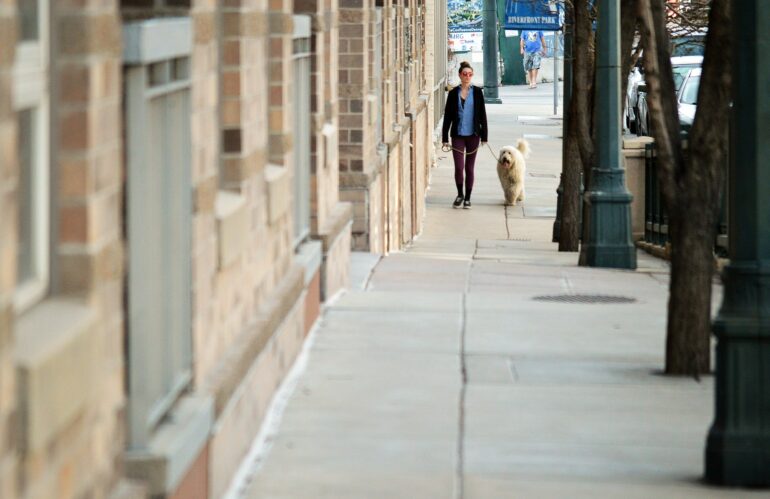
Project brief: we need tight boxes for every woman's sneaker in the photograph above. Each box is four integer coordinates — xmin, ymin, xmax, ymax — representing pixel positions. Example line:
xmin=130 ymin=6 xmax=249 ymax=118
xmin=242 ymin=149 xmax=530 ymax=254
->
xmin=463 ymin=200 xmax=472 ymax=209
xmin=453 ymin=196 xmax=464 ymax=208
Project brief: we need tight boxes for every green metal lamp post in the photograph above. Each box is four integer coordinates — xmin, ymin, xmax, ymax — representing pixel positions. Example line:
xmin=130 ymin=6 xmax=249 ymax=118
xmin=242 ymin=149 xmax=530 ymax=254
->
xmin=705 ymin=0 xmax=770 ymax=485
xmin=482 ymin=0 xmax=502 ymax=103
xmin=582 ymin=0 xmax=636 ymax=269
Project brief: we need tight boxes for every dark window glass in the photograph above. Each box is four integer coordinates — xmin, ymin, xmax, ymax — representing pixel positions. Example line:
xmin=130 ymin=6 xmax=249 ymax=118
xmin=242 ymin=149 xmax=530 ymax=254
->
xmin=19 ymin=0 xmax=39 ymax=41
xmin=17 ymin=109 xmax=35 ymax=285
xmin=680 ymin=76 xmax=700 ymax=105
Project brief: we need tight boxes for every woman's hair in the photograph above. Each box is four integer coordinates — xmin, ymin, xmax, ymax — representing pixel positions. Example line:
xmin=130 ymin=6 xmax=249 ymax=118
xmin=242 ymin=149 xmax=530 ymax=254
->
xmin=458 ymin=61 xmax=473 ymax=75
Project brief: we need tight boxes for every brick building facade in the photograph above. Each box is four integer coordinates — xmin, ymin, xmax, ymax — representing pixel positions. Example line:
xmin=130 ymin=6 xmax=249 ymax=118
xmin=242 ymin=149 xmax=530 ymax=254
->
xmin=338 ymin=0 xmax=446 ymax=252
xmin=0 ymin=0 xmax=445 ymax=497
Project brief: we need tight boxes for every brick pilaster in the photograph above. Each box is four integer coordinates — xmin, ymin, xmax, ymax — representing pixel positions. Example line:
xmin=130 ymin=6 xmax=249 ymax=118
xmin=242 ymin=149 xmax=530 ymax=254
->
xmin=220 ymin=0 xmax=268 ymax=188
xmin=55 ymin=1 xmax=123 ymax=296
xmin=338 ymin=0 xmax=374 ymax=175
xmin=268 ymin=0 xmax=294 ymax=167
xmin=20 ymin=1 xmax=127 ymax=496
xmin=190 ymin=0 xmax=220 ymax=388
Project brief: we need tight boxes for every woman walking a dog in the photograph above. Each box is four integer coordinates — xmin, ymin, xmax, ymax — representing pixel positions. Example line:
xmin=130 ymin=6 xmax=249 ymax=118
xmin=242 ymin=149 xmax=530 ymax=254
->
xmin=442 ymin=61 xmax=488 ymax=209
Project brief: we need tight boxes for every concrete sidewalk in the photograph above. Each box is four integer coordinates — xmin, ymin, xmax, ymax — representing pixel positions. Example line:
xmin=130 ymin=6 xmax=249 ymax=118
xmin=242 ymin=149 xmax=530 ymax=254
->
xmin=236 ymin=86 xmax=761 ymax=498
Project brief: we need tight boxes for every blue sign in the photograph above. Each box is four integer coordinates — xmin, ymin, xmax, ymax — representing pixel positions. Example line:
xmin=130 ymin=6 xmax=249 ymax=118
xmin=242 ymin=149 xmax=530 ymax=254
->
xmin=504 ymin=0 xmax=563 ymax=31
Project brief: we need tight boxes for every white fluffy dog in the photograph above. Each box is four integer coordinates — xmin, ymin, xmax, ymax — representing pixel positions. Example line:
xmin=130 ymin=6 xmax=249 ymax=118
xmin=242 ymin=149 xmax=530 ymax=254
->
xmin=496 ymin=139 xmax=530 ymax=206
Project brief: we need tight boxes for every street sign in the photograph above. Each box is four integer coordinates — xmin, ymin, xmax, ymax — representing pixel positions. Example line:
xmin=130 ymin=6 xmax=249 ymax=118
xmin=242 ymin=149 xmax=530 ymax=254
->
xmin=504 ymin=0 xmax=563 ymax=31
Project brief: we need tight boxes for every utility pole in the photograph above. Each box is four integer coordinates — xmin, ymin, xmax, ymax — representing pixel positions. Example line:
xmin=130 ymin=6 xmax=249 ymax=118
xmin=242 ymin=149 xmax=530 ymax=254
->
xmin=482 ymin=0 xmax=502 ymax=103
xmin=581 ymin=0 xmax=636 ymax=269
xmin=553 ymin=32 xmax=559 ymax=115
xmin=705 ymin=0 xmax=770 ymax=486
xmin=553 ymin=8 xmax=573 ymax=243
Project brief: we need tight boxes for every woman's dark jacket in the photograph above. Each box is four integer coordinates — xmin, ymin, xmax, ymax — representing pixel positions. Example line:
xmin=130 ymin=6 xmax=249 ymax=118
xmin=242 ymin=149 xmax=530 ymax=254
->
xmin=442 ymin=85 xmax=488 ymax=143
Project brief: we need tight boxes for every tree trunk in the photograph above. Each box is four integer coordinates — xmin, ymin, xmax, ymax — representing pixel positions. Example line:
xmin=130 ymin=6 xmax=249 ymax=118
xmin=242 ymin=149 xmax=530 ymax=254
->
xmin=559 ymin=119 xmax=582 ymax=251
xmin=665 ymin=0 xmax=731 ymax=376
xmin=559 ymin=1 xmax=581 ymax=252
xmin=636 ymin=0 xmax=732 ymax=376
xmin=573 ymin=0 xmax=596 ymax=265
xmin=636 ymin=0 xmax=684 ymax=206
xmin=666 ymin=210 xmax=714 ymax=375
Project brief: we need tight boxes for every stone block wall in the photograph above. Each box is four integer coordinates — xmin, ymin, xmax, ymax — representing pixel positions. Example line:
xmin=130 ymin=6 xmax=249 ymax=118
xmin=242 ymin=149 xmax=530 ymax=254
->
xmin=0 ymin=0 xmax=443 ymax=495
xmin=386 ymin=141 xmax=402 ymax=250
xmin=339 ymin=0 xmax=435 ymax=253
xmin=190 ymin=0 xmax=224 ymax=396
xmin=338 ymin=0 xmax=374 ymax=179
xmin=3 ymin=1 xmax=128 ymax=498
xmin=622 ymin=136 xmax=654 ymax=240
xmin=191 ymin=0 xmax=292 ymax=386
xmin=0 ymin=2 xmax=17 ymax=497
xmin=399 ymin=127 xmax=413 ymax=244
xmin=189 ymin=0 xmax=308 ymax=494
xmin=208 ymin=268 xmax=305 ymax=497
xmin=268 ymin=0 xmax=294 ymax=169
xmin=296 ymin=0 xmax=352 ymax=300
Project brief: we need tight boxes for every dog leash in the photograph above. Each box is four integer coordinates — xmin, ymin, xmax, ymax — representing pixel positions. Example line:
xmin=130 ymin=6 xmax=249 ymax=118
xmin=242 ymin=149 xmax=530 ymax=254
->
xmin=441 ymin=142 xmax=499 ymax=161
xmin=441 ymin=143 xmax=478 ymax=155
xmin=484 ymin=142 xmax=497 ymax=160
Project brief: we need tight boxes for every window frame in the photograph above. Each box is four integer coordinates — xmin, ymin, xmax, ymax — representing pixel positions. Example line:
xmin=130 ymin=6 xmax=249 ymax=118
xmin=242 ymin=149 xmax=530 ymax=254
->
xmin=123 ymin=17 xmax=194 ymax=449
xmin=292 ymin=15 xmax=312 ymax=248
xmin=13 ymin=0 xmax=50 ymax=314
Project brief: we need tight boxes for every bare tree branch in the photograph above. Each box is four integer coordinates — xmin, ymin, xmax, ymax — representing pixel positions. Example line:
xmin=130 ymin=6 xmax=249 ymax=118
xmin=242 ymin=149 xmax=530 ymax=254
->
xmin=636 ymin=0 xmax=683 ymax=206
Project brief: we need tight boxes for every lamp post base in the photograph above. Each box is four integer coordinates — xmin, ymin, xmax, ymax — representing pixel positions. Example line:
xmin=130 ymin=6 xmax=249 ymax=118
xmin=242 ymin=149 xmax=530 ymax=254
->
xmin=706 ymin=262 xmax=770 ymax=486
xmin=583 ymin=177 xmax=636 ymax=269
xmin=706 ymin=431 xmax=770 ymax=487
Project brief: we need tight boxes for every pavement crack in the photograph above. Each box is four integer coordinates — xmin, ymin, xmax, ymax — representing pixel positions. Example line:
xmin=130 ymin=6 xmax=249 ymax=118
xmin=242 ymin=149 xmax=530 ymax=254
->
xmin=504 ymin=205 xmax=511 ymax=239
xmin=560 ymin=271 xmax=575 ymax=294
xmin=456 ymin=246 xmax=474 ymax=499
xmin=362 ymin=255 xmax=383 ymax=291
xmin=455 ymin=291 xmax=468 ymax=499
xmin=508 ymin=358 xmax=520 ymax=383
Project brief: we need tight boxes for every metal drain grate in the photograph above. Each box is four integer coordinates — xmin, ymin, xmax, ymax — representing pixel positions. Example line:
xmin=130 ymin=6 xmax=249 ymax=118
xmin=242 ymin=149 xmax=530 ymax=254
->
xmin=533 ymin=294 xmax=637 ymax=304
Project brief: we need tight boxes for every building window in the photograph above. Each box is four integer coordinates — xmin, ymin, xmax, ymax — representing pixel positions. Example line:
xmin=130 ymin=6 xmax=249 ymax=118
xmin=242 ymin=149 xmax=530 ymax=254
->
xmin=120 ymin=0 xmax=192 ymax=22
xmin=19 ymin=0 xmax=39 ymax=41
xmin=14 ymin=0 xmax=49 ymax=313
xmin=123 ymin=17 xmax=193 ymax=448
xmin=292 ymin=15 xmax=312 ymax=247
xmin=15 ymin=108 xmax=49 ymax=311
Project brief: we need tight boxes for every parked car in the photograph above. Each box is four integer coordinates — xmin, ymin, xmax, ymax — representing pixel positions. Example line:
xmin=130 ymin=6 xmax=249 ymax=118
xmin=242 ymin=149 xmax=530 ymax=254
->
xmin=625 ymin=65 xmax=644 ymax=134
xmin=634 ymin=56 xmax=702 ymax=137
xmin=670 ymin=27 xmax=706 ymax=57
xmin=677 ymin=67 xmax=700 ymax=135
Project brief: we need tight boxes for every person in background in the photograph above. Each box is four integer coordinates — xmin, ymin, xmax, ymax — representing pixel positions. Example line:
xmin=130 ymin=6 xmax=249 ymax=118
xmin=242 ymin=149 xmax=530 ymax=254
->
xmin=441 ymin=61 xmax=489 ymax=209
xmin=520 ymin=30 xmax=546 ymax=89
